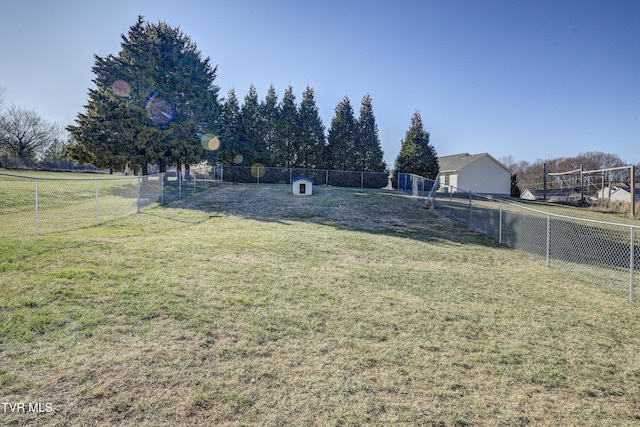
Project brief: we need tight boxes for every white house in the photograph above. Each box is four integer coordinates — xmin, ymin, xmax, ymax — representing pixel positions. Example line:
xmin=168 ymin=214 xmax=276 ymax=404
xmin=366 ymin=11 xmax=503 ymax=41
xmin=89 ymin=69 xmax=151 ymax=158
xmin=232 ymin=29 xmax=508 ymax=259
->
xmin=597 ymin=185 xmax=640 ymax=203
xmin=438 ymin=153 xmax=511 ymax=195
xmin=292 ymin=175 xmax=313 ymax=196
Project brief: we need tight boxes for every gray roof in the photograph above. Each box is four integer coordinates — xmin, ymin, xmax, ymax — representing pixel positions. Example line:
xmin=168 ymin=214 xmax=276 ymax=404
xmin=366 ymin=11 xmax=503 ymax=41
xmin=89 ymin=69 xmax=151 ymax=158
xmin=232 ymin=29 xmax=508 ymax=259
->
xmin=524 ymin=188 xmax=582 ymax=198
xmin=438 ymin=152 xmax=509 ymax=174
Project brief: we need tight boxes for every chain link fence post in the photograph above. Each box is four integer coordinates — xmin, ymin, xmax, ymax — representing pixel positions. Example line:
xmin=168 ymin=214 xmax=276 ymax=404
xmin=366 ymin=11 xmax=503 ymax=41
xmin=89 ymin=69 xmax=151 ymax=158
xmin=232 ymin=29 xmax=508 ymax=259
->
xmin=137 ymin=173 xmax=141 ymax=213
xmin=546 ymin=214 xmax=550 ymax=267
xmin=631 ymin=226 xmax=635 ymax=301
xmin=160 ymin=173 xmax=164 ymax=204
xmin=35 ymin=178 xmax=39 ymax=235
xmin=499 ymin=200 xmax=503 ymax=244
xmin=468 ymin=192 xmax=472 ymax=229
xmin=95 ymin=179 xmax=99 ymax=225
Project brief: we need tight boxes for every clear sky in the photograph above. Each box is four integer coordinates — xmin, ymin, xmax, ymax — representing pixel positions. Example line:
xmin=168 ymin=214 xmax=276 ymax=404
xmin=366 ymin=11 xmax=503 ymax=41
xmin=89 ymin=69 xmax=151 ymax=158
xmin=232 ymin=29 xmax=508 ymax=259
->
xmin=1 ymin=0 xmax=639 ymax=167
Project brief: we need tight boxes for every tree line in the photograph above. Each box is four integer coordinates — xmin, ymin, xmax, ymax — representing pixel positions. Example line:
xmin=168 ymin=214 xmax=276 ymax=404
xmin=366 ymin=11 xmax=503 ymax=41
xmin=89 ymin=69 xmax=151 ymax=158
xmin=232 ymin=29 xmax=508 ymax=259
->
xmin=1 ymin=17 xmax=439 ymax=179
xmin=61 ymin=17 xmax=389 ymax=175
xmin=212 ymin=85 xmax=387 ymax=172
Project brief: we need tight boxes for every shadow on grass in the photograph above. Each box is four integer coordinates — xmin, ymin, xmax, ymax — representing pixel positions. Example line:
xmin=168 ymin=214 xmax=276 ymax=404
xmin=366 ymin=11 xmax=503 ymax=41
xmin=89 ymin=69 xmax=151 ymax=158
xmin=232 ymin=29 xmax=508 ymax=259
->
xmin=156 ymin=183 xmax=499 ymax=249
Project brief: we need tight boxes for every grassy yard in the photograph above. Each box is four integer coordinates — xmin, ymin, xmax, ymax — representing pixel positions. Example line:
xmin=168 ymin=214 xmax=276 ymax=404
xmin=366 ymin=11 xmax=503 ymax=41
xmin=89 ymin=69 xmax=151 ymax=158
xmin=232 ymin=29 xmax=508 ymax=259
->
xmin=1 ymin=184 xmax=640 ymax=426
xmin=0 ymin=170 xmax=162 ymax=235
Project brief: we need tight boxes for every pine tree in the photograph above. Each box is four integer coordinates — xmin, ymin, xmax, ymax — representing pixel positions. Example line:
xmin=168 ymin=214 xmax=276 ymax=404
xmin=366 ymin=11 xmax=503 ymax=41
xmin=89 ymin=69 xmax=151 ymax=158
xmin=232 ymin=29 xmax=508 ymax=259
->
xmin=67 ymin=16 xmax=220 ymax=174
xmin=276 ymin=86 xmax=298 ymax=168
xmin=297 ymin=86 xmax=326 ymax=169
xmin=511 ymin=173 xmax=522 ymax=197
xmin=327 ymin=96 xmax=358 ymax=170
xmin=394 ymin=110 xmax=438 ymax=179
xmin=240 ymin=85 xmax=269 ymax=164
xmin=357 ymin=94 xmax=386 ymax=172
xmin=212 ymin=89 xmax=242 ymax=165
xmin=260 ymin=84 xmax=279 ymax=166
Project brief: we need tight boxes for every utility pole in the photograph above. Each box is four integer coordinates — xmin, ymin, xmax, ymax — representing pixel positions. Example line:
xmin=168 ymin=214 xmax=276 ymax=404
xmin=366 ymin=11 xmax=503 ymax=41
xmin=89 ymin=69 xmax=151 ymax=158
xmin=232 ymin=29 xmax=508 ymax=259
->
xmin=580 ymin=163 xmax=584 ymax=202
xmin=543 ymin=162 xmax=547 ymax=200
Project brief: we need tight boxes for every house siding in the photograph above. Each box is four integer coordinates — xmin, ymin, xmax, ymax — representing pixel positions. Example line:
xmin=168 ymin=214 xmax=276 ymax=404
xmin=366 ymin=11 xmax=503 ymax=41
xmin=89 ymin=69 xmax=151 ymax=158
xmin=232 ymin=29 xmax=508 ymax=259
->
xmin=456 ymin=156 xmax=511 ymax=195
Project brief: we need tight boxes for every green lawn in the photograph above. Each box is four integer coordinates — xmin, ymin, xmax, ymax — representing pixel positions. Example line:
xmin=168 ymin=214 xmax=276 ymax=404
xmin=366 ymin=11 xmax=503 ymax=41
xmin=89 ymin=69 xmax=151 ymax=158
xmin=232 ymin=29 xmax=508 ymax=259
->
xmin=1 ymin=184 xmax=639 ymax=426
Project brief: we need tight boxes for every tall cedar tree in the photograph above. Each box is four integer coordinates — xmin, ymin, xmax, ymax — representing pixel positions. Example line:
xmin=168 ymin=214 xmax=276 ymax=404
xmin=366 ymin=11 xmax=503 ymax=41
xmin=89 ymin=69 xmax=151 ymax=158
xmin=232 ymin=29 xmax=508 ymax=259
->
xmin=327 ymin=96 xmax=358 ymax=170
xmin=67 ymin=17 xmax=220 ymax=174
xmin=297 ymin=86 xmax=326 ymax=169
xmin=239 ymin=85 xmax=269 ymax=164
xmin=356 ymin=94 xmax=386 ymax=171
xmin=260 ymin=85 xmax=279 ymax=166
xmin=394 ymin=110 xmax=439 ymax=179
xmin=211 ymin=89 xmax=242 ymax=165
xmin=276 ymin=87 xmax=298 ymax=167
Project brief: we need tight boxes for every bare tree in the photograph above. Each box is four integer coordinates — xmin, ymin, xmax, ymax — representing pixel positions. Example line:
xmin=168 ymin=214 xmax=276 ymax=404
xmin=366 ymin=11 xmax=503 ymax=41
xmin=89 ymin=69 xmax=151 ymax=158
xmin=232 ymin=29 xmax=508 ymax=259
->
xmin=0 ymin=105 xmax=62 ymax=165
xmin=498 ymin=155 xmax=517 ymax=172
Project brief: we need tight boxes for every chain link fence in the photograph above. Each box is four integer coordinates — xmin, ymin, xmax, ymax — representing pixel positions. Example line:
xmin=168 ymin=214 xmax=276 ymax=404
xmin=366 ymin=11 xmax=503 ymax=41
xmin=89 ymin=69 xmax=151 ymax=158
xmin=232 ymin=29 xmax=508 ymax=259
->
xmin=4 ymin=164 xmax=638 ymax=300
xmin=430 ymin=183 xmax=640 ymax=301
xmin=0 ymin=165 xmax=389 ymax=235
xmin=220 ymin=165 xmax=391 ymax=189
xmin=0 ymin=165 xmax=225 ymax=235
xmin=396 ymin=172 xmax=438 ymax=197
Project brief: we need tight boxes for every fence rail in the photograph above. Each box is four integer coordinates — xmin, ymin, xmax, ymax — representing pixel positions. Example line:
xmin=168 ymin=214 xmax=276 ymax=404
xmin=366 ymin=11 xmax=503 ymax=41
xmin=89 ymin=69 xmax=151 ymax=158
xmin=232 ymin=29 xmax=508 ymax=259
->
xmin=425 ymin=181 xmax=640 ymax=301
xmin=7 ymin=166 xmax=635 ymax=301
xmin=0 ymin=166 xmax=221 ymax=235
xmin=220 ymin=165 xmax=390 ymax=188
xmin=0 ymin=165 xmax=391 ymax=235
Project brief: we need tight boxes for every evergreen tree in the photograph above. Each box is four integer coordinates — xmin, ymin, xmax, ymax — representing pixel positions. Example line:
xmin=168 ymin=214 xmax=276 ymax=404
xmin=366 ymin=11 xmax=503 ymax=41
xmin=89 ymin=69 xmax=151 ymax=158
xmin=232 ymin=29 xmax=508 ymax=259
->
xmin=239 ymin=85 xmax=268 ymax=164
xmin=327 ymin=96 xmax=358 ymax=170
xmin=356 ymin=94 xmax=386 ymax=172
xmin=212 ymin=89 xmax=242 ymax=165
xmin=260 ymin=84 xmax=279 ymax=166
xmin=394 ymin=110 xmax=438 ymax=179
xmin=67 ymin=16 xmax=220 ymax=174
xmin=297 ymin=86 xmax=326 ymax=169
xmin=276 ymin=86 xmax=298 ymax=167
xmin=510 ymin=173 xmax=522 ymax=197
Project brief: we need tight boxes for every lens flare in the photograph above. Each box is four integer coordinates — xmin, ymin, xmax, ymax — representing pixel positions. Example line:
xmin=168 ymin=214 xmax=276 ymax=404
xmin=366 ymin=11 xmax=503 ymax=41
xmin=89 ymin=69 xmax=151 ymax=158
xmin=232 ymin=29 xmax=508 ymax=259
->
xmin=145 ymin=91 xmax=174 ymax=125
xmin=233 ymin=154 xmax=244 ymax=164
xmin=251 ymin=163 xmax=265 ymax=178
xmin=200 ymin=133 xmax=220 ymax=151
xmin=112 ymin=80 xmax=131 ymax=97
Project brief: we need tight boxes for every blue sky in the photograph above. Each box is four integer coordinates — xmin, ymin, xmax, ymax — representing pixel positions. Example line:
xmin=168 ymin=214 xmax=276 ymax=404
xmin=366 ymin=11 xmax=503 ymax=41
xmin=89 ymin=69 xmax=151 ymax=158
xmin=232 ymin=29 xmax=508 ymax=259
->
xmin=1 ymin=0 xmax=639 ymax=167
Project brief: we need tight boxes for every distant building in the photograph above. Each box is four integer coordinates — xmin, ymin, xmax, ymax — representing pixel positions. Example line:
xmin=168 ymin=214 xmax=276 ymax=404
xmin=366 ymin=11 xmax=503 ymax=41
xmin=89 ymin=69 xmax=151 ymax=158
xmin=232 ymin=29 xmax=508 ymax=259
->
xmin=597 ymin=184 xmax=640 ymax=203
xmin=520 ymin=188 xmax=583 ymax=202
xmin=438 ymin=152 xmax=511 ymax=195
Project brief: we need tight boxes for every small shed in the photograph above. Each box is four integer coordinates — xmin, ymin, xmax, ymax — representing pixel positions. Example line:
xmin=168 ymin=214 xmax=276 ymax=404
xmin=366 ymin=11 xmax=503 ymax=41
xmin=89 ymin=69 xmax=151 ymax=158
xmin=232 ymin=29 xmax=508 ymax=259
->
xmin=292 ymin=175 xmax=314 ymax=196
